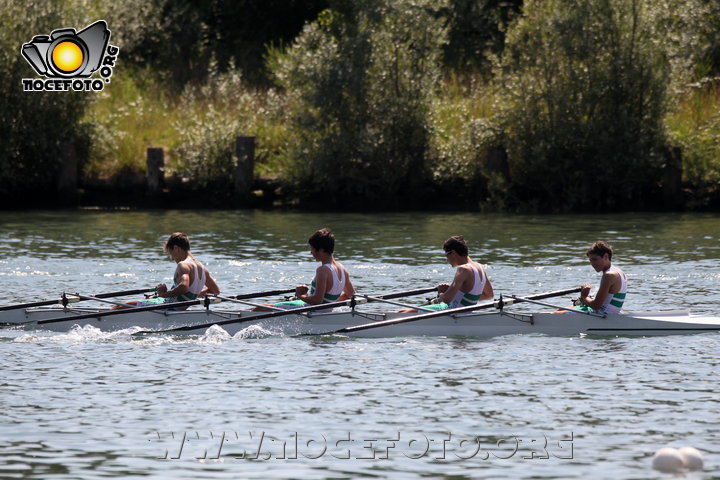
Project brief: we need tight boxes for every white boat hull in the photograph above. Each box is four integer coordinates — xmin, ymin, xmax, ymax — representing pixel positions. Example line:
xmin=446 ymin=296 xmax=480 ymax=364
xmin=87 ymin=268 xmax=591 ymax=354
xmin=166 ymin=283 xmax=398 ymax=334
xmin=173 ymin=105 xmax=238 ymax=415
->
xmin=4 ymin=305 xmax=720 ymax=338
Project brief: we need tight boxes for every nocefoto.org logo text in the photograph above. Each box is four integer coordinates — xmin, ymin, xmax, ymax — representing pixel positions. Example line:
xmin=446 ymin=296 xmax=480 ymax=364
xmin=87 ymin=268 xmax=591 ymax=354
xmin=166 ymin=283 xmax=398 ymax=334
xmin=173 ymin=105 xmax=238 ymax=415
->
xmin=20 ymin=20 xmax=119 ymax=92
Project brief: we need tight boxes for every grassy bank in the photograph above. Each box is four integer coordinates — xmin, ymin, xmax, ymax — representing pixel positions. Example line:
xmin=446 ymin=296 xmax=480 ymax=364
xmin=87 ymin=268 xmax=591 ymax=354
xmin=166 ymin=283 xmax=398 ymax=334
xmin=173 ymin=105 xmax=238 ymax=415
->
xmin=82 ymin=66 xmax=291 ymax=184
xmin=666 ymin=78 xmax=720 ymax=207
xmin=82 ymin=70 xmax=720 ymax=208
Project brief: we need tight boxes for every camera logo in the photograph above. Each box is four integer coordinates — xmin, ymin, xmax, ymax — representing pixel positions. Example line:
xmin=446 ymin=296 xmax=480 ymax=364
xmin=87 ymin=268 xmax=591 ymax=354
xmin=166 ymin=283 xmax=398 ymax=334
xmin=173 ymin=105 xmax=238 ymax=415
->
xmin=21 ymin=20 xmax=119 ymax=92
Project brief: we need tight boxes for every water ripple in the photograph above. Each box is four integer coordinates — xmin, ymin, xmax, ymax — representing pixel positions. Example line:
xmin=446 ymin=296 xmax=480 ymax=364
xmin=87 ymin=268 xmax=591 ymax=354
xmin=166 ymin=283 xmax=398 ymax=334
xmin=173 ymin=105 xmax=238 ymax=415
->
xmin=1 ymin=211 xmax=720 ymax=479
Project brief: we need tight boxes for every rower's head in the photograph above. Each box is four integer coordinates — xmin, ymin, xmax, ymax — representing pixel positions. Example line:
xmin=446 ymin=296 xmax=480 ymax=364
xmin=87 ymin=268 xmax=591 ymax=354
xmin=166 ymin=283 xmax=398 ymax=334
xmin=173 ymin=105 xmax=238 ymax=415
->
xmin=443 ymin=236 xmax=469 ymax=265
xmin=586 ymin=241 xmax=612 ymax=271
xmin=308 ymin=228 xmax=335 ymax=258
xmin=164 ymin=232 xmax=190 ymax=260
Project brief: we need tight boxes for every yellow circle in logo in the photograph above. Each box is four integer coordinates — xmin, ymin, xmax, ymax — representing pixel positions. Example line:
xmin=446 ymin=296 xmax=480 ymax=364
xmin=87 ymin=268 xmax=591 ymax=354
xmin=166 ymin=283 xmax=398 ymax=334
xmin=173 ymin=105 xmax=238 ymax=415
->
xmin=52 ymin=41 xmax=83 ymax=73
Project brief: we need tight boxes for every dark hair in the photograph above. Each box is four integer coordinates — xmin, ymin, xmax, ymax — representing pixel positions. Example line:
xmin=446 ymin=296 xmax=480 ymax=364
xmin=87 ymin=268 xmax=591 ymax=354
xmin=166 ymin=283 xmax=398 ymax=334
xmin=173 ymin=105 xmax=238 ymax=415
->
xmin=165 ymin=232 xmax=190 ymax=252
xmin=443 ymin=235 xmax=469 ymax=257
xmin=308 ymin=228 xmax=335 ymax=254
xmin=587 ymin=241 xmax=612 ymax=260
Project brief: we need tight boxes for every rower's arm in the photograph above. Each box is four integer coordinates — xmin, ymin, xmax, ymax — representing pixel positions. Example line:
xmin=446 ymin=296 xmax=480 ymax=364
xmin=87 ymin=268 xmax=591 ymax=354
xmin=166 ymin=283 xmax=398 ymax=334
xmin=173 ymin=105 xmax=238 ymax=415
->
xmin=159 ymin=264 xmax=191 ymax=298
xmin=297 ymin=267 xmax=327 ymax=305
xmin=438 ymin=268 xmax=467 ymax=304
xmin=481 ymin=274 xmax=493 ymax=300
xmin=581 ymin=272 xmax=613 ymax=310
xmin=339 ymin=269 xmax=355 ymax=301
xmin=199 ymin=269 xmax=220 ymax=297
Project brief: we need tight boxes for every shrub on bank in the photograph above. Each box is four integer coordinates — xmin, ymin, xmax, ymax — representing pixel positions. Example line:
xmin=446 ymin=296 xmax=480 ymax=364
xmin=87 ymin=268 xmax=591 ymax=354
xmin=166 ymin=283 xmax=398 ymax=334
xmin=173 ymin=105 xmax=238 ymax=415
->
xmin=428 ymin=76 xmax=507 ymax=209
xmin=667 ymin=78 xmax=720 ymax=207
xmin=495 ymin=0 xmax=709 ymax=212
xmin=269 ymin=0 xmax=448 ymax=208
xmin=3 ymin=0 xmax=720 ymax=211
xmin=0 ymin=2 xmax=91 ymax=202
xmin=85 ymin=64 xmax=290 ymax=193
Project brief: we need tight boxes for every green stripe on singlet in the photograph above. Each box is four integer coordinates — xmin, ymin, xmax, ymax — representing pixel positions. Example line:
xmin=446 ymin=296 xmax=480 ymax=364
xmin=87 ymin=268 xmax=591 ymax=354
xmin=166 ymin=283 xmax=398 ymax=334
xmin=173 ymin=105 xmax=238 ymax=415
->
xmin=323 ymin=292 xmax=340 ymax=302
xmin=311 ymin=278 xmax=342 ymax=304
xmin=609 ymin=292 xmax=626 ymax=308
xmin=176 ymin=292 xmax=198 ymax=302
xmin=460 ymin=292 xmax=481 ymax=306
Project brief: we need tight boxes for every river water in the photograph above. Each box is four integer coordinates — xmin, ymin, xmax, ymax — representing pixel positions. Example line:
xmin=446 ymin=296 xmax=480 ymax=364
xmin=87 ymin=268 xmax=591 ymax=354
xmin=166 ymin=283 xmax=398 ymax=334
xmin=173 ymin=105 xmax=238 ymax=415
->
xmin=0 ymin=210 xmax=718 ymax=479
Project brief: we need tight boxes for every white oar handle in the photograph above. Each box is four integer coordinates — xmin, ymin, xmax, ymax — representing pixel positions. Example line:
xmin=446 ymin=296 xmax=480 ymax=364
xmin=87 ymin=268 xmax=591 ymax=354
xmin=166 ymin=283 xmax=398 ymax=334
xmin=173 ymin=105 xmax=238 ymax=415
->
xmin=64 ymin=295 xmax=81 ymax=304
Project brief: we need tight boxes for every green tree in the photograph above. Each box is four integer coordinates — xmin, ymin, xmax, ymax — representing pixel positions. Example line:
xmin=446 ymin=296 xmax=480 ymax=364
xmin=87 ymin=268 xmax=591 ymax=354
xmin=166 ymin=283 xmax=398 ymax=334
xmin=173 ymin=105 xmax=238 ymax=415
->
xmin=118 ymin=0 xmax=327 ymax=87
xmin=269 ymin=0 xmax=448 ymax=208
xmin=0 ymin=0 xmax=91 ymax=203
xmin=442 ymin=0 xmax=522 ymax=75
xmin=698 ymin=0 xmax=720 ymax=74
xmin=497 ymin=0 xmax=706 ymax=211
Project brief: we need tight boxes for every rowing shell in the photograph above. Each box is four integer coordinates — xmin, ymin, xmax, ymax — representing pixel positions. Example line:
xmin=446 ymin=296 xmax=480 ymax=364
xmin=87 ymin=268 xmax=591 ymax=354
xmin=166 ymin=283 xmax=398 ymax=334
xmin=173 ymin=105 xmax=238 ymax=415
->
xmin=4 ymin=305 xmax=720 ymax=337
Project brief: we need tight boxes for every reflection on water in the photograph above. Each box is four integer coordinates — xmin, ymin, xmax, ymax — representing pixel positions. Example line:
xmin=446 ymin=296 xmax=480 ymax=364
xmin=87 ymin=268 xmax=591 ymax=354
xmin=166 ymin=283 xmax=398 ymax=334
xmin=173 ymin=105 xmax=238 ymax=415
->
xmin=1 ymin=210 xmax=719 ymax=264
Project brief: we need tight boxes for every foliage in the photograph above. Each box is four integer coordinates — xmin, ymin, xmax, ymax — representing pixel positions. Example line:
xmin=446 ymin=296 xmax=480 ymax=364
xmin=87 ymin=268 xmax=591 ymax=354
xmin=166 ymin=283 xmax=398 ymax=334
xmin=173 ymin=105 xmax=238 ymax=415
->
xmin=172 ymin=66 xmax=289 ymax=189
xmin=0 ymin=0 xmax=92 ymax=200
xmin=496 ymin=0 xmax=709 ymax=211
xmin=441 ymin=0 xmax=522 ymax=74
xmin=86 ymin=63 xmax=290 ymax=186
xmin=111 ymin=0 xmax=327 ymax=88
xmin=695 ymin=0 xmax=720 ymax=75
xmin=269 ymin=0 xmax=448 ymax=208
xmin=666 ymin=78 xmax=720 ymax=206
xmin=82 ymin=68 xmax=169 ymax=180
xmin=427 ymin=77 xmax=505 ymax=207
xmin=3 ymin=0 xmax=720 ymax=210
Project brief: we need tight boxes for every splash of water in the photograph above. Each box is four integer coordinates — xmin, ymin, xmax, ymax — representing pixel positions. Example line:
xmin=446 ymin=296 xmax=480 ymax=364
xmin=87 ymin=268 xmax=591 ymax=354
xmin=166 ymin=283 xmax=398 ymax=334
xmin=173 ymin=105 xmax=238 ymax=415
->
xmin=199 ymin=324 xmax=232 ymax=343
xmin=232 ymin=324 xmax=278 ymax=339
xmin=14 ymin=324 xmax=145 ymax=343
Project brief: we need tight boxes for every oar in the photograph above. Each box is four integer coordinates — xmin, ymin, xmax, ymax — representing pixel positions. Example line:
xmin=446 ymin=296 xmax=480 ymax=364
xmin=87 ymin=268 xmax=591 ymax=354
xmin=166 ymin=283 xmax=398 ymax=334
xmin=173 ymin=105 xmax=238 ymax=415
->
xmin=37 ymin=297 xmax=217 ymax=325
xmin=134 ymin=286 xmax=439 ymax=335
xmin=208 ymin=288 xmax=298 ymax=311
xmin=0 ymin=287 xmax=156 ymax=312
xmin=211 ymin=294 xmax=289 ymax=312
xmin=77 ymin=294 xmax=141 ymax=309
xmin=361 ymin=295 xmax=437 ymax=311
xmin=234 ymin=288 xmax=294 ymax=300
xmin=36 ymin=287 xmax=297 ymax=326
xmin=507 ymin=295 xmax=606 ymax=317
xmin=316 ymin=287 xmax=583 ymax=335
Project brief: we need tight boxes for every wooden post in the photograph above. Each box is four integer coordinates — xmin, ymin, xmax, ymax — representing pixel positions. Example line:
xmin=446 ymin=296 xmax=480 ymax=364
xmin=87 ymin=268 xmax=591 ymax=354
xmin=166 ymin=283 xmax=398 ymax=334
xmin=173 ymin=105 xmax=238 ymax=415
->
xmin=487 ymin=146 xmax=509 ymax=180
xmin=662 ymin=146 xmax=682 ymax=209
xmin=235 ymin=136 xmax=255 ymax=196
xmin=146 ymin=147 xmax=164 ymax=194
xmin=57 ymin=141 xmax=78 ymax=196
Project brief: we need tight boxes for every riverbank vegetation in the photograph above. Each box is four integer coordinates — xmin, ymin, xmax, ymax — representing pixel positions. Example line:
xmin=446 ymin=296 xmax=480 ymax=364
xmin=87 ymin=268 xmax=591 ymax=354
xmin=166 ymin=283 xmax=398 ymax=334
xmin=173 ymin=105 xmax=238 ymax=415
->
xmin=1 ymin=0 xmax=719 ymax=211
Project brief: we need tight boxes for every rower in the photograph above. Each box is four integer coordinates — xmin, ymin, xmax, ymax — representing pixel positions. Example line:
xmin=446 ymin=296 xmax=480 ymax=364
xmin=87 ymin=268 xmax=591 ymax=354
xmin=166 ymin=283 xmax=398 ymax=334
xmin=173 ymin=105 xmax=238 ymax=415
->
xmin=254 ymin=228 xmax=355 ymax=311
xmin=113 ymin=232 xmax=220 ymax=310
xmin=400 ymin=235 xmax=493 ymax=312
xmin=558 ymin=240 xmax=627 ymax=314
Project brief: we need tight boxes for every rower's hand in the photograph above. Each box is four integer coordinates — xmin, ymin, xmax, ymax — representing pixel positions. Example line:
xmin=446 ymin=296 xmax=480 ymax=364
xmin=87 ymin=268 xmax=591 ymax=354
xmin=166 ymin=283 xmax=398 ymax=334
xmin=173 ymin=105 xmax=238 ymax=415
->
xmin=156 ymin=283 xmax=168 ymax=297
xmin=437 ymin=283 xmax=450 ymax=294
xmin=295 ymin=285 xmax=309 ymax=296
xmin=580 ymin=284 xmax=591 ymax=297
